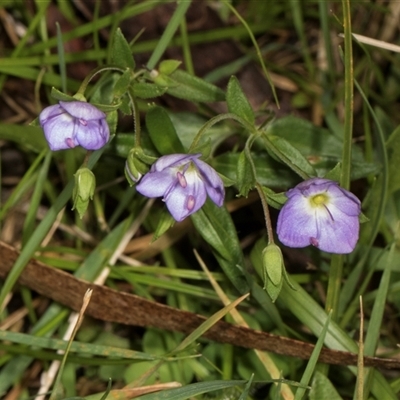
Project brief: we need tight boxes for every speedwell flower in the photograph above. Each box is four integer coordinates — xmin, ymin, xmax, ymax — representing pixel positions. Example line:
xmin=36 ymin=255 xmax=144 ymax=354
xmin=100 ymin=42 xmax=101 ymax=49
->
xmin=39 ymin=101 xmax=110 ymax=151
xmin=136 ymin=153 xmax=225 ymax=222
xmin=277 ymin=178 xmax=361 ymax=254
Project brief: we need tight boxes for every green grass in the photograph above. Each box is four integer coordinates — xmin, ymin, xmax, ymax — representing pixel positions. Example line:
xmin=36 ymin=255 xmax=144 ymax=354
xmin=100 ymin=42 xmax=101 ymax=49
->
xmin=1 ymin=1 xmax=400 ymax=399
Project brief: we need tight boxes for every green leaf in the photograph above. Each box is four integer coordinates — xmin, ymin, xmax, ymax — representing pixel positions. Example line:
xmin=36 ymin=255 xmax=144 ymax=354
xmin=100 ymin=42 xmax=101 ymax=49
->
xmin=386 ymin=124 xmax=400 ymax=193
xmin=261 ymin=187 xmax=287 ymax=210
xmin=146 ymin=106 xmax=185 ymax=154
xmin=264 ymin=115 xmax=379 ymax=180
xmin=166 ymin=69 xmax=225 ymax=103
xmin=236 ymin=150 xmax=256 ymax=196
xmin=226 ymin=76 xmax=255 ymax=125
xmin=191 ymin=200 xmax=249 ymax=294
xmin=152 ymin=211 xmax=175 ymax=241
xmin=215 ymin=152 xmax=298 ymax=190
xmin=133 ymin=82 xmax=167 ymax=99
xmin=111 ymin=28 xmax=135 ymax=69
xmin=264 ymin=134 xmax=317 ymax=178
xmin=113 ymin=69 xmax=132 ymax=98
xmin=136 ymin=380 xmax=247 ymax=400
xmin=309 ymin=371 xmax=343 ymax=400
xmin=0 ymin=330 xmax=156 ymax=360
xmin=0 ymin=123 xmax=46 ymax=152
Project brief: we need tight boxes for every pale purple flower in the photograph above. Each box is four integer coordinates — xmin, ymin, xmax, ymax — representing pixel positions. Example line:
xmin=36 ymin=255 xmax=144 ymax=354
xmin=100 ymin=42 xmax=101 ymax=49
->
xmin=277 ymin=178 xmax=361 ymax=254
xmin=39 ymin=101 xmax=110 ymax=151
xmin=136 ymin=154 xmax=224 ymax=222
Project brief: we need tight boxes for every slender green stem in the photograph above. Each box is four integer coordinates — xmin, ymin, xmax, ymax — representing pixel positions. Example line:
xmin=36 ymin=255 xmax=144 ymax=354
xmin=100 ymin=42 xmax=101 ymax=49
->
xmin=340 ymin=0 xmax=354 ymax=191
xmin=128 ymin=88 xmax=141 ymax=146
xmin=325 ymin=0 xmax=353 ymax=322
xmin=180 ymin=17 xmax=194 ymax=75
xmin=189 ymin=113 xmax=255 ymax=152
xmin=244 ymin=135 xmax=275 ymax=244
xmin=222 ymin=0 xmax=279 ymax=109
xmin=76 ymin=65 xmax=126 ymax=96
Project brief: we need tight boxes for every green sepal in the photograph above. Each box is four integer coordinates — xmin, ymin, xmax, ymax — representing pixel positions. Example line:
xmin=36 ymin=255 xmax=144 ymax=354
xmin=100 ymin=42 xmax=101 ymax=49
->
xmin=51 ymin=87 xmax=75 ymax=102
xmin=106 ymin=111 xmax=118 ymax=136
xmin=323 ymin=162 xmax=341 ymax=182
xmin=111 ymin=28 xmax=135 ymax=70
xmin=125 ymin=148 xmax=149 ymax=186
xmin=226 ymin=76 xmax=255 ymax=125
xmin=265 ymin=275 xmax=283 ymax=303
xmin=236 ymin=150 xmax=256 ymax=197
xmin=72 ymin=168 xmax=96 ymax=219
xmin=359 ymin=212 xmax=369 ymax=224
xmin=90 ymin=102 xmax=122 ymax=113
xmin=262 ymin=243 xmax=284 ymax=287
xmin=159 ymin=59 xmax=182 ymax=75
xmin=145 ymin=106 xmax=185 ymax=155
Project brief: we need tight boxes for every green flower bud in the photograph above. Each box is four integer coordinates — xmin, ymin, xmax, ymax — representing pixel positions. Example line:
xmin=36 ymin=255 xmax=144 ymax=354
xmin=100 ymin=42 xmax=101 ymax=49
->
xmin=262 ymin=243 xmax=284 ymax=302
xmin=72 ymin=168 xmax=96 ymax=218
xmin=159 ymin=60 xmax=182 ymax=75
xmin=125 ymin=148 xmax=149 ymax=186
xmin=149 ymin=69 xmax=177 ymax=87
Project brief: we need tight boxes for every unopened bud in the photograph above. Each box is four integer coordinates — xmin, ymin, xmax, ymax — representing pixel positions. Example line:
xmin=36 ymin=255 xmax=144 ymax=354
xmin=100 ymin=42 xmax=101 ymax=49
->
xmin=262 ymin=243 xmax=284 ymax=302
xmin=125 ymin=148 xmax=149 ymax=186
xmin=72 ymin=168 xmax=96 ymax=218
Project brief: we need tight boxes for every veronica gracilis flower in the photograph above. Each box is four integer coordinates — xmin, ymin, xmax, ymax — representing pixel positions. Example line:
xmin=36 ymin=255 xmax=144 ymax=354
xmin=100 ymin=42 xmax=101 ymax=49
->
xmin=39 ymin=101 xmax=110 ymax=151
xmin=277 ymin=178 xmax=361 ymax=254
xmin=136 ymin=153 xmax=225 ymax=222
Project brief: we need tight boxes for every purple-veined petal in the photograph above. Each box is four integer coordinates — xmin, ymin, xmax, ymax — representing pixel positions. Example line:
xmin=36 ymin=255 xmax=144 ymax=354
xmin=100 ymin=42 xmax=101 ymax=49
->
xmin=314 ymin=205 xmax=359 ymax=253
xmin=325 ymin=184 xmax=361 ymax=216
xmin=40 ymin=111 xmax=78 ymax=151
xmin=277 ymin=177 xmax=361 ymax=254
xmin=136 ymin=170 xmax=177 ymax=198
xmin=60 ymin=101 xmax=106 ymax=120
xmin=39 ymin=104 xmax=64 ymax=122
xmin=152 ymin=153 xmax=199 ymax=172
xmin=193 ymin=158 xmax=225 ymax=206
xmin=164 ymin=168 xmax=207 ymax=221
xmin=75 ymin=119 xmax=110 ymax=150
xmin=277 ymin=193 xmax=319 ymax=248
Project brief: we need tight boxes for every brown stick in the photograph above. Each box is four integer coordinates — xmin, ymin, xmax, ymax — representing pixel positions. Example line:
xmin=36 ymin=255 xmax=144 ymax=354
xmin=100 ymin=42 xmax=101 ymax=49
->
xmin=1 ymin=241 xmax=399 ymax=369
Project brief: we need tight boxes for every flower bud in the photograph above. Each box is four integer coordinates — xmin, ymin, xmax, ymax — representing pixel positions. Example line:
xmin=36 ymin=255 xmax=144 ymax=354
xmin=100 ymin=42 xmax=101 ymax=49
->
xmin=261 ymin=243 xmax=284 ymax=302
xmin=72 ymin=168 xmax=96 ymax=218
xmin=125 ymin=148 xmax=149 ymax=186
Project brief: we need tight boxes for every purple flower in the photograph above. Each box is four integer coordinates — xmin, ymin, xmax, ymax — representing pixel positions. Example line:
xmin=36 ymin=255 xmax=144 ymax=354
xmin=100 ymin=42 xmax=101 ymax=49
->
xmin=136 ymin=154 xmax=225 ymax=222
xmin=39 ymin=101 xmax=110 ymax=151
xmin=277 ymin=178 xmax=361 ymax=254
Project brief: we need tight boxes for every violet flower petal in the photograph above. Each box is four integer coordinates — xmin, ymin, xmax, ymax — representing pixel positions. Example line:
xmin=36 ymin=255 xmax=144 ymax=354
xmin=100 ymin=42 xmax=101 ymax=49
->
xmin=152 ymin=153 xmax=199 ymax=172
xmin=135 ymin=153 xmax=224 ymax=221
xmin=193 ymin=158 xmax=225 ymax=206
xmin=136 ymin=170 xmax=176 ymax=198
xmin=60 ymin=101 xmax=106 ymax=120
xmin=75 ymin=119 xmax=110 ymax=150
xmin=39 ymin=101 xmax=110 ymax=151
xmin=277 ymin=178 xmax=361 ymax=254
xmin=164 ymin=169 xmax=207 ymax=221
